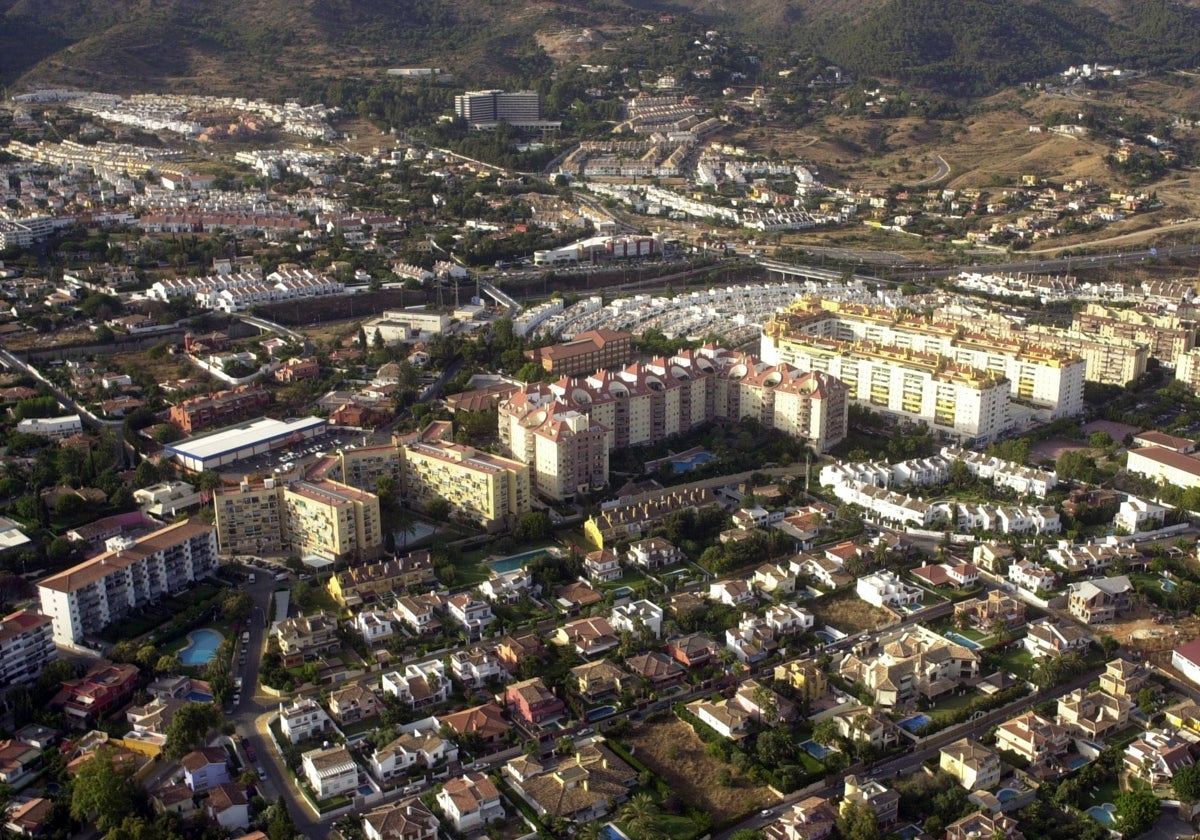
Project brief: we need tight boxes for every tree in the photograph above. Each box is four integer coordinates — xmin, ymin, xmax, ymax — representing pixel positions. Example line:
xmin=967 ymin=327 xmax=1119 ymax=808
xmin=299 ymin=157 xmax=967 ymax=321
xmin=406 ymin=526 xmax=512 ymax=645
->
xmin=1173 ymin=763 xmax=1200 ymax=802
xmin=1137 ymin=686 xmax=1157 ymax=715
xmin=621 ymin=793 xmax=661 ymax=839
xmin=515 ymin=511 xmax=551 ymax=541
xmin=155 ymin=654 xmax=181 ymax=675
xmin=1115 ymin=787 xmax=1160 ymax=837
xmin=164 ymin=702 xmax=221 ymax=759
xmin=133 ymin=459 xmax=159 ymax=488
xmin=223 ymin=591 xmax=254 ymax=624
xmin=268 ymin=796 xmax=299 ymax=840
xmin=838 ymin=799 xmax=882 ymax=840
xmin=425 ymin=496 xmax=450 ymax=521
xmin=812 ymin=718 xmax=840 ymax=746
xmin=70 ymin=748 xmax=136 ymax=833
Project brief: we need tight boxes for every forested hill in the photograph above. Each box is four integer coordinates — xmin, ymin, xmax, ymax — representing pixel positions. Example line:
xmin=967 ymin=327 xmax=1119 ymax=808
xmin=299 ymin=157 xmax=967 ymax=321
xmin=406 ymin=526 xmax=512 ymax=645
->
xmin=2 ymin=0 xmax=1200 ymax=96
xmin=817 ymin=0 xmax=1200 ymax=94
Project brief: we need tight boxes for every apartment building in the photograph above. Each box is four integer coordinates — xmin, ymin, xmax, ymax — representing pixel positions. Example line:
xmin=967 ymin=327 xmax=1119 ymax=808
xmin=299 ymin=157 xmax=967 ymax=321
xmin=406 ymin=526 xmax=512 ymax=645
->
xmin=329 ymin=444 xmax=404 ymax=492
xmin=761 ymin=299 xmax=1085 ymax=442
xmin=1075 ymin=303 xmax=1195 ymax=367
xmin=530 ymin=409 xmax=609 ymax=501
xmin=214 ymin=476 xmax=383 ymax=562
xmin=525 ymin=328 xmax=633 ymax=377
xmin=37 ymin=520 xmax=217 ymax=645
xmin=454 ymin=90 xmax=543 ymax=125
xmin=500 ymin=349 xmax=848 ymax=489
xmin=0 ymin=609 xmax=56 ymax=686
xmin=401 ymin=439 xmax=530 ymax=530
xmin=168 ymin=385 xmax=271 ymax=434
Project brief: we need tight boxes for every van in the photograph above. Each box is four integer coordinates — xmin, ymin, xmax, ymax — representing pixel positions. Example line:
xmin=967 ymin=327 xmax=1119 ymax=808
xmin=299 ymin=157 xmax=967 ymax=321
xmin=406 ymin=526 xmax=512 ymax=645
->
xmin=241 ymin=631 xmax=250 ymax=644
xmin=274 ymin=572 xmax=289 ymax=582
xmin=248 ymin=574 xmax=256 ymax=584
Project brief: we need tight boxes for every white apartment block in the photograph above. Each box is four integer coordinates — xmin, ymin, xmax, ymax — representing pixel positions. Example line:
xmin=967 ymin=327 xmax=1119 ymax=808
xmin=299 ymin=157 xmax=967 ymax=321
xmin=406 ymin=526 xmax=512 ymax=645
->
xmin=37 ymin=520 xmax=217 ymax=645
xmin=0 ymin=610 xmax=56 ymax=686
xmin=762 ymin=299 xmax=1085 ymax=442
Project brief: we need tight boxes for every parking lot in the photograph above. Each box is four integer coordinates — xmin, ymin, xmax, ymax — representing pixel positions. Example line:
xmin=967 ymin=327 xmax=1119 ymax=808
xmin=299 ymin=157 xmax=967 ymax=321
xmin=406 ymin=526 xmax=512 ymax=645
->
xmin=216 ymin=426 xmax=370 ymax=480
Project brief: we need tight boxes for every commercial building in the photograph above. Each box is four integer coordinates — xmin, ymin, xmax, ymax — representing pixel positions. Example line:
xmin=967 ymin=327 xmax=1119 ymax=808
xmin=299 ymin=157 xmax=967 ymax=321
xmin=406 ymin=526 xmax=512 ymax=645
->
xmin=361 ymin=308 xmax=450 ymax=343
xmin=1126 ymin=446 xmax=1200 ymax=490
xmin=401 ymin=438 xmax=530 ymax=530
xmin=37 ymin=519 xmax=217 ymax=645
xmin=0 ymin=609 xmax=56 ymax=686
xmin=525 ymin=329 xmax=633 ymax=377
xmin=1074 ymin=303 xmax=1195 ymax=367
xmin=214 ymin=475 xmax=383 ymax=562
xmin=168 ymin=386 xmax=271 ymax=433
xmin=16 ymin=415 xmax=82 ymax=440
xmin=761 ymin=299 xmax=1085 ymax=442
xmin=165 ymin=416 xmax=326 ymax=472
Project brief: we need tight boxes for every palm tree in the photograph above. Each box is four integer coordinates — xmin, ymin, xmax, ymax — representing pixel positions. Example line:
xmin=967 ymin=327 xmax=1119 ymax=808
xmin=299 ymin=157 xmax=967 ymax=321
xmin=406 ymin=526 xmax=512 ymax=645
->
xmin=621 ymin=793 xmax=660 ymax=839
xmin=578 ymin=823 xmax=603 ymax=840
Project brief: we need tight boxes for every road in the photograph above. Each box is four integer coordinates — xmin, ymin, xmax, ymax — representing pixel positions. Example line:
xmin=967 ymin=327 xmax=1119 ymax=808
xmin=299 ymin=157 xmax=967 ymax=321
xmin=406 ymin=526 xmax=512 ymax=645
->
xmin=909 ymin=154 xmax=950 ymax=188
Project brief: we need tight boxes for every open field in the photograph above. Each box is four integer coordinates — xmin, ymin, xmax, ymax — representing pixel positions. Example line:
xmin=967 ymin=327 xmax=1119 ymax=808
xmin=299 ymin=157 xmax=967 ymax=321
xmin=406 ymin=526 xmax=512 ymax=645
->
xmin=624 ymin=718 xmax=777 ymax=824
xmin=809 ymin=590 xmax=896 ymax=634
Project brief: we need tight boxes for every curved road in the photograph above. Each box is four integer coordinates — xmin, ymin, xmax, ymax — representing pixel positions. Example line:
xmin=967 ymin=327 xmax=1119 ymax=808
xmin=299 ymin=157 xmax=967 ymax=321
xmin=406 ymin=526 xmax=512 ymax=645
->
xmin=909 ymin=154 xmax=950 ymax=188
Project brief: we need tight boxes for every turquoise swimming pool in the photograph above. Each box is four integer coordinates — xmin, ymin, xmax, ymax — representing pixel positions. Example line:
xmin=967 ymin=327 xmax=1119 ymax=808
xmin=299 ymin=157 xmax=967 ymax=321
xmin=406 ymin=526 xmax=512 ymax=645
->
xmin=1086 ymin=803 xmax=1116 ymax=826
xmin=180 ymin=629 xmax=223 ymax=666
xmin=490 ymin=548 xmax=551 ymax=574
xmin=672 ymin=452 xmax=716 ymax=473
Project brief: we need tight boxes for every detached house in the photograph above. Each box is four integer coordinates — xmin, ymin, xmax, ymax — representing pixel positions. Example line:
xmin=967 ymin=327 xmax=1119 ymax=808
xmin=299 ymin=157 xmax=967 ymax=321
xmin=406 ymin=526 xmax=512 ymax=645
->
xmin=445 ymin=593 xmax=494 ymax=641
xmin=765 ymin=796 xmax=838 ymax=840
xmin=625 ymin=651 xmax=686 ymax=691
xmin=279 ymin=698 xmax=333 ymax=744
xmin=505 ymin=677 xmax=566 ymax=726
xmin=611 ymin=599 xmax=663 ymax=638
xmin=1024 ymin=618 xmax=1090 ymax=659
xmin=994 ymin=711 xmax=1071 ymax=771
xmin=302 ymin=745 xmax=359 ymax=799
xmin=450 ymin=647 xmax=507 ymax=688
xmin=362 ymin=798 xmax=439 ymax=840
xmin=571 ymin=660 xmax=635 ymax=702
xmin=687 ymin=698 xmax=751 ymax=740
xmin=436 ymin=772 xmax=505 ymax=833
xmin=553 ymin=617 xmax=619 ymax=657
xmin=939 ymin=738 xmax=1001 ymax=791
xmin=1124 ymin=729 xmax=1196 ymax=785
xmin=329 ymin=683 xmax=380 ymax=725
xmin=666 ymin=633 xmax=719 ymax=668
xmin=181 ymin=746 xmax=230 ymax=793
xmin=584 ymin=549 xmax=622 ymax=583
xmin=627 ymin=537 xmax=683 ymax=569
xmin=954 ymin=590 xmax=1026 ymax=630
xmin=370 ymin=728 xmax=456 ymax=784
xmin=1056 ymin=688 xmax=1132 ymax=740
xmin=1067 ymin=576 xmax=1133 ymax=624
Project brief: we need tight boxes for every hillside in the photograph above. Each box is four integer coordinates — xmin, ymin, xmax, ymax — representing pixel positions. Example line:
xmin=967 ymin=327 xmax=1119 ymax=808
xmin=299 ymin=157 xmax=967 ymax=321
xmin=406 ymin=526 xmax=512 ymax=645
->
xmin=4 ymin=0 xmax=1200 ymax=96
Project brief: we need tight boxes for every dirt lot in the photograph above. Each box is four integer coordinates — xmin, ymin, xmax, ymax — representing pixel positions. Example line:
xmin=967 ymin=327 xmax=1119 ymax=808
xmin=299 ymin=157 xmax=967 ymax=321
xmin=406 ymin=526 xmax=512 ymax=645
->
xmin=810 ymin=590 xmax=896 ymax=634
xmin=624 ymin=718 xmax=777 ymax=823
xmin=1029 ymin=437 xmax=1092 ymax=464
xmin=1102 ymin=603 xmax=1200 ymax=672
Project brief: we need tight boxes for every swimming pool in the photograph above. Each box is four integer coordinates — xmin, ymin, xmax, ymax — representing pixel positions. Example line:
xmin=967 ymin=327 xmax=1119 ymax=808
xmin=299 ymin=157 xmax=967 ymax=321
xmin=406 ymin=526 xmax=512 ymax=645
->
xmin=601 ymin=825 xmax=632 ymax=840
xmin=186 ymin=690 xmax=213 ymax=702
xmin=944 ymin=631 xmax=983 ymax=651
xmin=800 ymin=739 xmax=834 ymax=759
xmin=899 ymin=713 xmax=932 ymax=733
xmin=1163 ymin=578 xmax=1177 ymax=592
xmin=996 ymin=788 xmax=1019 ymax=803
xmin=179 ymin=629 xmax=223 ymax=666
xmin=896 ymin=826 xmax=923 ymax=840
xmin=611 ymin=586 xmax=633 ymax=599
xmin=672 ymin=452 xmax=716 ymax=473
xmin=814 ymin=630 xmax=836 ymax=644
xmin=587 ymin=705 xmax=617 ymax=722
xmin=1068 ymin=755 xmax=1090 ymax=770
xmin=1086 ymin=803 xmax=1116 ymax=826
xmin=489 ymin=548 xmax=551 ymax=574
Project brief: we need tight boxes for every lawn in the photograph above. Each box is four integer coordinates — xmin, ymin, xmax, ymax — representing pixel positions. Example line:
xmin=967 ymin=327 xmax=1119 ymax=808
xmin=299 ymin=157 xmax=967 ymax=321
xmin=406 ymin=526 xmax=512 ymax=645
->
xmin=617 ymin=812 xmax=700 ymax=840
xmin=623 ymin=718 xmax=777 ymax=825
xmin=992 ymin=647 xmax=1036 ymax=681
xmin=809 ymin=590 xmax=895 ymax=633
xmin=1079 ymin=775 xmax=1123 ymax=809
xmin=925 ymin=689 xmax=982 ymax=724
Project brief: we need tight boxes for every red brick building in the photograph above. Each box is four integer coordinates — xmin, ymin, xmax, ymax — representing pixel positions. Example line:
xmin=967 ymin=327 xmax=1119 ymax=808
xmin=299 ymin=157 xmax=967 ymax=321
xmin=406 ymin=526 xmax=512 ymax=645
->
xmin=525 ymin=328 xmax=633 ymax=377
xmin=274 ymin=357 xmax=320 ymax=383
xmin=168 ymin=385 xmax=271 ymax=433
xmin=55 ymin=662 xmax=140 ymax=726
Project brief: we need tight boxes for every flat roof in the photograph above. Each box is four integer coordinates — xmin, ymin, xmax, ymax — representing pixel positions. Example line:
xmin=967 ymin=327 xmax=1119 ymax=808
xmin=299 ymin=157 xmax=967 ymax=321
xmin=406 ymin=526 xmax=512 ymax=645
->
xmin=166 ymin=416 xmax=326 ymax=461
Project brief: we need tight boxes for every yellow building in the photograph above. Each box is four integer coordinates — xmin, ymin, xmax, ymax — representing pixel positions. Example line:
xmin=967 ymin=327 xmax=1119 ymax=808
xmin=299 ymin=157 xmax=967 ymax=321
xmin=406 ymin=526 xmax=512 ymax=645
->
xmin=214 ymin=477 xmax=288 ymax=556
xmin=284 ymin=479 xmax=383 ymax=563
xmin=773 ymin=657 xmax=827 ymax=701
xmin=330 ymin=444 xmax=404 ymax=492
xmin=401 ymin=438 xmax=530 ymax=530
xmin=1076 ymin=303 xmax=1195 ymax=367
xmin=214 ymin=476 xmax=383 ymax=562
xmin=326 ymin=551 xmax=435 ymax=606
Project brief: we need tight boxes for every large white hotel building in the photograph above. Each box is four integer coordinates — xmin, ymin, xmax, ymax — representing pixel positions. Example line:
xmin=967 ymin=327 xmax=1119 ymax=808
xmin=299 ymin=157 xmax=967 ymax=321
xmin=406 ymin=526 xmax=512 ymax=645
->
xmin=759 ymin=299 xmax=1085 ymax=444
xmin=37 ymin=520 xmax=218 ymax=646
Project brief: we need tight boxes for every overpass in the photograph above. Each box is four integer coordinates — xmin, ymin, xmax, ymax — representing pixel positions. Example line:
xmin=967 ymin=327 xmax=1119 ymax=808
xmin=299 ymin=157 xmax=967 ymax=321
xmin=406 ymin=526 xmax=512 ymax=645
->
xmin=477 ymin=280 xmax=520 ymax=317
xmin=755 ymin=257 xmax=888 ymax=285
xmin=234 ymin=313 xmax=306 ymax=344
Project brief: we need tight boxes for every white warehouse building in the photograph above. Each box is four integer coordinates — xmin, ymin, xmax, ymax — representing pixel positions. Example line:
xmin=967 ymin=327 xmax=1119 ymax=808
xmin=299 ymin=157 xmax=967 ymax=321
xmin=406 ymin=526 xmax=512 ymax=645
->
xmin=164 ymin=416 xmax=327 ymax=472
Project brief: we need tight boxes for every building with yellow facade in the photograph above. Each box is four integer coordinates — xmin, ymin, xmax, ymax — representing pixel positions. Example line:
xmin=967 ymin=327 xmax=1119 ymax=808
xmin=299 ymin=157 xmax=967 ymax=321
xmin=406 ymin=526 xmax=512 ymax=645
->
xmin=214 ymin=476 xmax=383 ymax=562
xmin=326 ymin=550 xmax=436 ymax=606
xmin=401 ymin=439 xmax=530 ymax=530
xmin=1074 ymin=303 xmax=1195 ymax=367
